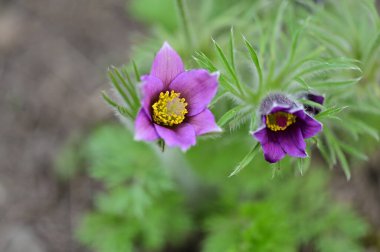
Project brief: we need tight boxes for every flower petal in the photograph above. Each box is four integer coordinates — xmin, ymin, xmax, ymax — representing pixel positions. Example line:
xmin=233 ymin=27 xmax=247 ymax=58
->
xmin=300 ymin=114 xmax=323 ymax=139
xmin=155 ymin=123 xmax=196 ymax=151
xmin=134 ymin=109 xmax=159 ymax=141
xmin=150 ymin=42 xmax=185 ymax=88
xmin=169 ymin=70 xmax=218 ymax=116
xmin=259 ymin=93 xmax=296 ymax=115
xmin=277 ymin=126 xmax=307 ymax=158
xmin=253 ymin=127 xmax=286 ymax=163
xmin=253 ymin=126 xmax=268 ymax=143
xmin=188 ymin=109 xmax=222 ymax=136
xmin=140 ymin=75 xmax=163 ymax=117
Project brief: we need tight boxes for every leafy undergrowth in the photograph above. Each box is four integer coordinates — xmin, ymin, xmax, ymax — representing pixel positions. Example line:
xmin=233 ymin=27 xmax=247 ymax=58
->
xmin=66 ymin=125 xmax=369 ymax=252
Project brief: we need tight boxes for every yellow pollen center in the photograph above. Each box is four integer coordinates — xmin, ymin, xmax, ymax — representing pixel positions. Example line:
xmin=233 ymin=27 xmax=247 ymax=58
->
xmin=152 ymin=90 xmax=188 ymax=126
xmin=266 ymin=111 xmax=296 ymax=131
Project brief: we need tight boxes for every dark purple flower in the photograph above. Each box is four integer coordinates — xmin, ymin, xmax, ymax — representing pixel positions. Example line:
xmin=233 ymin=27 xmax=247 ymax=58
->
xmin=134 ymin=42 xmax=221 ymax=151
xmin=253 ymin=93 xmax=322 ymax=163
xmin=297 ymin=92 xmax=325 ymax=115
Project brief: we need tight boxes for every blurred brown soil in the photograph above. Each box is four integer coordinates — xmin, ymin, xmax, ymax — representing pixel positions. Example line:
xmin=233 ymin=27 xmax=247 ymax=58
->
xmin=0 ymin=0 xmax=141 ymax=251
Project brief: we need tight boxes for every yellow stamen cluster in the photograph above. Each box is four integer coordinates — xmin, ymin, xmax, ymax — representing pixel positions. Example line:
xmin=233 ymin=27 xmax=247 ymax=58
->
xmin=266 ymin=111 xmax=296 ymax=131
xmin=152 ymin=90 xmax=188 ymax=126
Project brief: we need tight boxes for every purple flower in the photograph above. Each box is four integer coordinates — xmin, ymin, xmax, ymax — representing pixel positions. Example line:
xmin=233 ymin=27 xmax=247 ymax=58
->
xmin=253 ymin=93 xmax=322 ymax=163
xmin=134 ymin=42 xmax=221 ymax=151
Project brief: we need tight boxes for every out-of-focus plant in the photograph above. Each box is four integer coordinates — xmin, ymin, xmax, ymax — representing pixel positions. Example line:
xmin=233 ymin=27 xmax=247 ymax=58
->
xmin=203 ymin=169 xmax=368 ymax=252
xmin=305 ymin=0 xmax=380 ymax=171
xmin=68 ymin=125 xmax=369 ymax=252
xmin=76 ymin=125 xmax=193 ymax=252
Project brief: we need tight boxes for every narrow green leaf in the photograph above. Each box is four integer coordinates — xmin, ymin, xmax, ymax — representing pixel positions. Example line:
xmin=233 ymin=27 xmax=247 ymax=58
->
xmin=101 ymin=91 xmax=133 ymax=119
xmin=194 ymin=52 xmax=241 ymax=97
xmin=243 ymin=37 xmax=263 ymax=86
xmin=193 ymin=52 xmax=218 ymax=72
xmin=213 ymin=39 xmax=243 ymax=94
xmin=324 ymin=127 xmax=350 ymax=179
xmin=345 ymin=118 xmax=379 ymax=141
xmin=323 ymin=128 xmax=338 ymax=166
xmin=107 ymin=69 xmax=132 ymax=109
xmin=229 ymin=143 xmax=260 ymax=177
xmin=310 ymin=77 xmax=360 ymax=89
xmin=229 ymin=27 xmax=236 ymax=71
xmin=307 ymin=24 xmax=349 ymax=55
xmin=339 ymin=141 xmax=368 ymax=161
xmin=298 ymin=99 xmax=325 ymax=110
xmin=297 ymin=158 xmax=304 ymax=175
xmin=293 ymin=60 xmax=362 ymax=81
xmin=294 ymin=77 xmax=311 ymax=90
xmin=113 ymin=67 xmax=140 ymax=111
xmin=132 ymin=60 xmax=141 ymax=82
xmin=268 ymin=1 xmax=287 ymax=78
xmin=217 ymin=105 xmax=245 ymax=127
xmin=316 ymin=137 xmax=333 ymax=168
xmin=336 ymin=145 xmax=351 ymax=180
xmin=315 ymin=106 xmax=348 ymax=120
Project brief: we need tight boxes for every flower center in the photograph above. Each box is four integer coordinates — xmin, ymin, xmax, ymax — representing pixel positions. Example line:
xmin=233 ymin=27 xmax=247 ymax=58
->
xmin=266 ymin=111 xmax=296 ymax=131
xmin=152 ymin=90 xmax=188 ymax=126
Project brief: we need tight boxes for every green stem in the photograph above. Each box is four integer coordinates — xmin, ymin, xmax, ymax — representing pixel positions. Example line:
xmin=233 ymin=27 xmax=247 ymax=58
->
xmin=176 ymin=0 xmax=194 ymax=49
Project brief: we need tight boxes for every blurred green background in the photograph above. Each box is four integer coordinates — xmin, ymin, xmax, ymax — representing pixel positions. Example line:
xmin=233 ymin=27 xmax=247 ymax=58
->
xmin=0 ymin=0 xmax=380 ymax=252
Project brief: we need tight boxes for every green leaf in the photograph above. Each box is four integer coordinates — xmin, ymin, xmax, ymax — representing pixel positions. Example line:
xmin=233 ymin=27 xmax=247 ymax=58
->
xmin=229 ymin=27 xmax=236 ymax=71
xmin=297 ymin=158 xmax=304 ymax=175
xmin=298 ymin=99 xmax=325 ymax=111
xmin=339 ymin=142 xmax=368 ymax=161
xmin=132 ymin=60 xmax=141 ymax=82
xmin=309 ymin=78 xmax=360 ymax=89
xmin=345 ymin=118 xmax=379 ymax=141
xmin=213 ymin=39 xmax=244 ymax=95
xmin=316 ymin=137 xmax=334 ymax=168
xmin=217 ymin=105 xmax=246 ymax=127
xmin=307 ymin=24 xmax=349 ymax=56
xmin=293 ymin=59 xmax=362 ymax=81
xmin=335 ymin=144 xmax=351 ymax=180
xmin=229 ymin=143 xmax=260 ymax=177
xmin=315 ymin=106 xmax=348 ymax=120
xmin=113 ymin=66 xmax=140 ymax=112
xmin=193 ymin=51 xmax=218 ymax=72
xmin=107 ymin=68 xmax=133 ymax=109
xmin=324 ymin=127 xmax=350 ymax=180
xmin=243 ymin=37 xmax=263 ymax=86
xmin=101 ymin=91 xmax=133 ymax=119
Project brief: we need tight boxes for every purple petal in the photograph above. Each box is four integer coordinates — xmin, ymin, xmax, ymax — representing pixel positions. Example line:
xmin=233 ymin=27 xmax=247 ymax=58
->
xmin=169 ymin=70 xmax=218 ymax=116
xmin=134 ymin=109 xmax=159 ymax=141
xmin=155 ymin=123 xmax=196 ymax=151
xmin=253 ymin=127 xmax=286 ymax=163
xmin=150 ymin=42 xmax=185 ymax=88
xmin=277 ymin=126 xmax=307 ymax=158
xmin=253 ymin=126 xmax=267 ymax=142
xmin=188 ymin=109 xmax=222 ymax=136
xmin=307 ymin=93 xmax=325 ymax=105
xmin=140 ymin=75 xmax=164 ymax=117
xmin=300 ymin=114 xmax=323 ymax=139
xmin=269 ymin=104 xmax=293 ymax=114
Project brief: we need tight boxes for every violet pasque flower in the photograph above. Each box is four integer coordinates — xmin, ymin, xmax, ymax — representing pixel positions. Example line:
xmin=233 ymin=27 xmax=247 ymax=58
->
xmin=134 ymin=42 xmax=221 ymax=151
xmin=253 ymin=93 xmax=322 ymax=163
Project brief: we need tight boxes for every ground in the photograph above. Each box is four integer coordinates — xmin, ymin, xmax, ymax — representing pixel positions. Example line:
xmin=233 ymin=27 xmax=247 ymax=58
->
xmin=0 ymin=0 xmax=140 ymax=251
